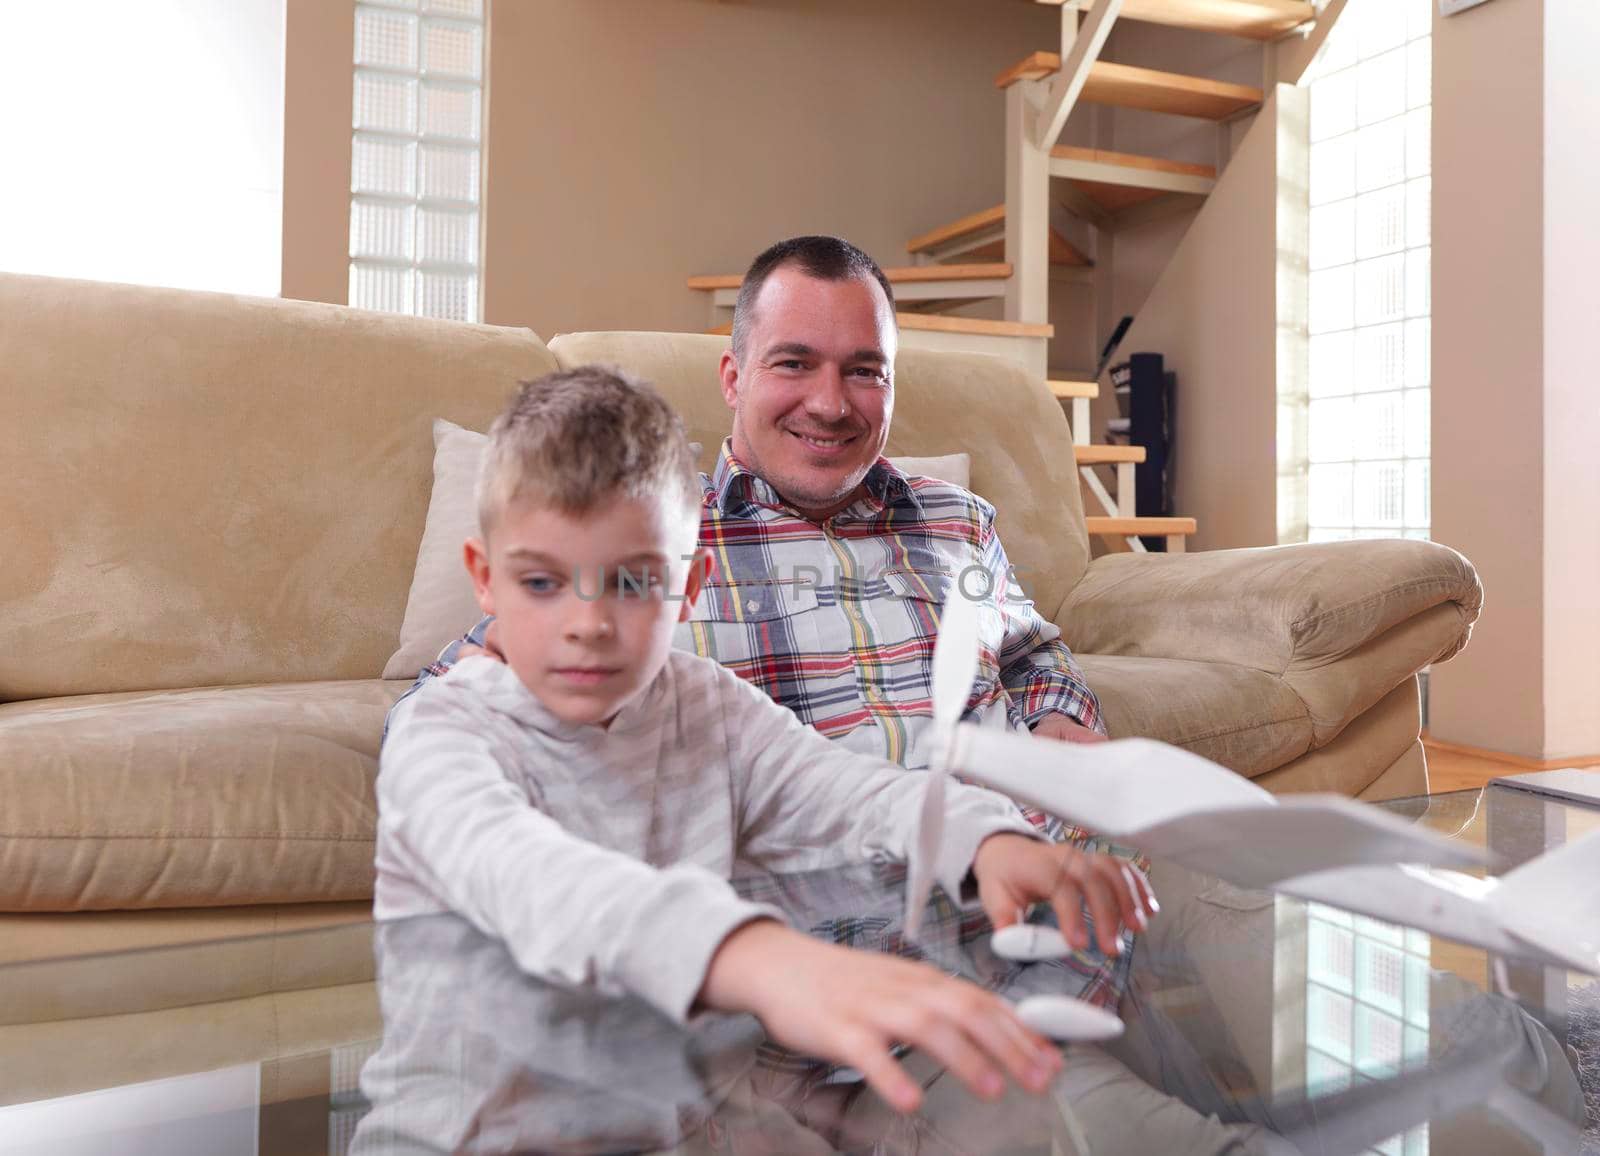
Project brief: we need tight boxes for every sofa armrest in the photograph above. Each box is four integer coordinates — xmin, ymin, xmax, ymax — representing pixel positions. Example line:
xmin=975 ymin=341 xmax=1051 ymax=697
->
xmin=1059 ymin=538 xmax=1481 ymax=681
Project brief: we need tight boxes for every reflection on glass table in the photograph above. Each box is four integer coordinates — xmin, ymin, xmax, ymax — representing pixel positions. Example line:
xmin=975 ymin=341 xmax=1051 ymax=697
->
xmin=0 ymin=783 xmax=1594 ymax=1155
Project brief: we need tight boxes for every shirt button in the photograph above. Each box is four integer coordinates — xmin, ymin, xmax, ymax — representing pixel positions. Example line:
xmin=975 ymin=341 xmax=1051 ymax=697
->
xmin=746 ymin=598 xmax=760 ymax=613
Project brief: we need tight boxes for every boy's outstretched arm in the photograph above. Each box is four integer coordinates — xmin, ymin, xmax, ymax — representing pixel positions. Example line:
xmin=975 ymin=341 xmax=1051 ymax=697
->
xmin=721 ymin=668 xmax=1154 ymax=949
xmin=697 ymin=920 xmax=1063 ymax=1115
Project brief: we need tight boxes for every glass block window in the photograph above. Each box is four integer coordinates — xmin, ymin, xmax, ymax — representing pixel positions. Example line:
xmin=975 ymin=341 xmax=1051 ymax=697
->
xmin=1305 ymin=903 xmax=1432 ymax=1155
xmin=1303 ymin=0 xmax=1431 ymax=542
xmin=349 ymin=0 xmax=485 ymax=322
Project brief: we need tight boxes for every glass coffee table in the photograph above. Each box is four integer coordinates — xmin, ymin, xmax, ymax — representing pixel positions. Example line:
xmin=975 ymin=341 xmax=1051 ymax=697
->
xmin=1 ymin=781 xmax=1594 ymax=1155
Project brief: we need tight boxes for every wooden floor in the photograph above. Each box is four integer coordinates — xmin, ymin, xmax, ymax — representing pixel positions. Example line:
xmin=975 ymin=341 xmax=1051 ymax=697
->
xmin=1424 ymin=736 xmax=1600 ymax=794
xmin=1424 ymin=740 xmax=1519 ymax=794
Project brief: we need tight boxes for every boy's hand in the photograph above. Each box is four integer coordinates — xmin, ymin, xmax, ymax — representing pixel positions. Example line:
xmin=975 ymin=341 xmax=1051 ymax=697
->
xmin=698 ymin=920 xmax=1063 ymax=1115
xmin=972 ymin=833 xmax=1157 ymax=957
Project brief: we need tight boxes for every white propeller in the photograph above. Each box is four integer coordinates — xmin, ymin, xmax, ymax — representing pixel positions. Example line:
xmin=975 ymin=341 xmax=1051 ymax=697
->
xmin=903 ymin=577 xmax=981 ymax=940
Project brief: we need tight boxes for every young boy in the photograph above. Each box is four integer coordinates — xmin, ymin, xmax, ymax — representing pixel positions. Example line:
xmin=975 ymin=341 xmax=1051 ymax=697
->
xmin=375 ymin=366 xmax=1154 ymax=1120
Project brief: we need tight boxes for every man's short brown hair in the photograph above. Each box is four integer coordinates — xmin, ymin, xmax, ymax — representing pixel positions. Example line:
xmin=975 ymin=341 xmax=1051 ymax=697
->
xmin=730 ymin=235 xmax=896 ymax=360
xmin=476 ymin=365 xmax=700 ymax=537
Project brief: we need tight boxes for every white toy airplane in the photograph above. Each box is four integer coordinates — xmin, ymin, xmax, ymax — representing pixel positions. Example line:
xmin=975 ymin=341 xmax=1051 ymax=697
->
xmin=902 ymin=588 xmax=1600 ymax=981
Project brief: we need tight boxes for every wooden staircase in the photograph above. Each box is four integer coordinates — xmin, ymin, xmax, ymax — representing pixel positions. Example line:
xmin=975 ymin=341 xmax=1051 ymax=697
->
xmin=687 ymin=0 xmax=1326 ymax=554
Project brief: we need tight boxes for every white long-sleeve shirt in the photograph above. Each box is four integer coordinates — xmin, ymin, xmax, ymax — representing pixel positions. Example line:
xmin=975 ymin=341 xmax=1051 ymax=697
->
xmin=376 ymin=652 xmax=1036 ymax=1023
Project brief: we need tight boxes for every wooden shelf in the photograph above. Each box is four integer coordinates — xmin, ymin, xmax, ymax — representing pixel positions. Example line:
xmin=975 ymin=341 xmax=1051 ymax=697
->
xmin=1033 ymin=0 xmax=1314 ymax=42
xmin=707 ymin=313 xmax=1053 ymax=340
xmin=1085 ymin=516 xmax=1197 ymax=536
xmin=997 ymin=54 xmax=1263 ymax=121
xmin=1049 ymin=379 xmax=1099 ymax=400
xmin=687 ymin=263 xmax=1013 ymax=292
xmin=906 ymin=204 xmax=1091 ymax=267
xmin=1075 ymin=444 xmax=1146 ymax=465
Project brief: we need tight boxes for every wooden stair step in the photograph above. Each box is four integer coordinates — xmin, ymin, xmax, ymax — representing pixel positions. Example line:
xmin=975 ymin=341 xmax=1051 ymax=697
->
xmin=1075 ymin=444 xmax=1146 ymax=465
xmin=1049 ymin=379 xmax=1099 ymax=400
xmin=1034 ymin=0 xmax=1314 ymax=42
xmin=997 ymin=54 xmax=1263 ymax=121
xmin=898 ymin=313 xmax=1053 ymax=338
xmin=907 ymin=204 xmax=1091 ymax=267
xmin=686 ymin=263 xmax=1013 ymax=291
xmin=1049 ymin=145 xmax=1217 ymax=210
xmin=1085 ymin=516 xmax=1197 ymax=536
xmin=705 ymin=313 xmax=1053 ymax=340
xmin=906 ymin=205 xmax=1005 ymax=253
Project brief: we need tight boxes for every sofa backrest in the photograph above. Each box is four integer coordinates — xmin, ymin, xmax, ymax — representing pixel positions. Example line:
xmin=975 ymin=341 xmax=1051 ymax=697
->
xmin=548 ymin=332 xmax=1091 ymax=631
xmin=0 ymin=273 xmax=559 ymax=700
xmin=1 ymin=277 xmax=1090 ymax=702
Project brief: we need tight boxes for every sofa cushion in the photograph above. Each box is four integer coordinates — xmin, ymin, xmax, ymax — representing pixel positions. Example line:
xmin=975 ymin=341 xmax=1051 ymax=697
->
xmin=0 ymin=272 xmax=560 ymax=701
xmin=0 ymin=902 xmax=373 ymax=1025
xmin=0 ymin=681 xmax=405 ymax=911
xmin=1076 ymin=654 xmax=1314 ymax=779
xmin=381 ymin=419 xmax=493 ymax=681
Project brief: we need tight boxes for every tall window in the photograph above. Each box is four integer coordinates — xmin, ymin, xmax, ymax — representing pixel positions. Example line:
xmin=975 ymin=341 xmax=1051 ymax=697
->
xmin=348 ymin=0 xmax=485 ymax=322
xmin=1304 ymin=0 xmax=1432 ymax=541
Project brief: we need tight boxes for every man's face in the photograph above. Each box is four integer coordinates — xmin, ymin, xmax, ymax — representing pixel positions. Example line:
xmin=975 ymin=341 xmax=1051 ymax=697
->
xmin=719 ymin=266 xmax=896 ymax=519
xmin=465 ymin=493 xmax=701 ymax=727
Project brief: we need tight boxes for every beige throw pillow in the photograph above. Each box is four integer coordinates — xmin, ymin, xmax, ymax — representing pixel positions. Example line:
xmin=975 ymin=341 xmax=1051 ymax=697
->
xmin=382 ymin=420 xmax=490 ymax=679
xmin=381 ymin=421 xmax=972 ymax=679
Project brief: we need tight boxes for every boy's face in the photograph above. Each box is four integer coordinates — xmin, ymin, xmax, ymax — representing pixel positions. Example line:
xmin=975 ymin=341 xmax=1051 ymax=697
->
xmin=465 ymin=492 xmax=703 ymax=728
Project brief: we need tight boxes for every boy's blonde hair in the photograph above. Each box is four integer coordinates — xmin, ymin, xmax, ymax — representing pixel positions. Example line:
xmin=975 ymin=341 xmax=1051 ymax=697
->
xmin=476 ymin=365 xmax=700 ymax=538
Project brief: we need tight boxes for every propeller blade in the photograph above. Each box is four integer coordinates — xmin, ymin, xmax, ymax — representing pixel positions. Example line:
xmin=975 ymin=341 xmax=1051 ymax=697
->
xmin=903 ymin=767 xmax=946 ymax=941
xmin=931 ymin=575 xmax=982 ymax=748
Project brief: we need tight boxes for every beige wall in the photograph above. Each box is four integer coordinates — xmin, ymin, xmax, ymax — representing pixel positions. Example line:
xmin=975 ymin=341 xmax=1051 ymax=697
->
xmin=1427 ymin=0 xmax=1547 ymax=756
xmin=480 ymin=0 xmax=1053 ymax=337
xmin=281 ymin=0 xmax=353 ymax=305
xmin=1539 ymin=0 xmax=1600 ymax=758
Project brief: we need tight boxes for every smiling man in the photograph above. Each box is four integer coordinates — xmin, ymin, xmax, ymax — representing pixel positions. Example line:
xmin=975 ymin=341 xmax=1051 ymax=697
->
xmin=404 ymin=236 xmax=1106 ymax=767
xmin=688 ymin=236 xmax=1107 ymax=766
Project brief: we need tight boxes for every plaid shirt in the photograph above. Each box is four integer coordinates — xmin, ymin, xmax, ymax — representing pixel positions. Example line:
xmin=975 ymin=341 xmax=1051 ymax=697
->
xmin=393 ymin=441 xmax=1127 ymax=1008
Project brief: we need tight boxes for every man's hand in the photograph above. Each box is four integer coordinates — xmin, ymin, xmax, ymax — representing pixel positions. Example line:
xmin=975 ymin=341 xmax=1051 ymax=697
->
xmin=457 ymin=620 xmax=505 ymax=663
xmin=972 ymin=833 xmax=1157 ymax=957
xmin=1030 ymin=713 xmax=1107 ymax=744
xmin=697 ymin=920 xmax=1063 ymax=1115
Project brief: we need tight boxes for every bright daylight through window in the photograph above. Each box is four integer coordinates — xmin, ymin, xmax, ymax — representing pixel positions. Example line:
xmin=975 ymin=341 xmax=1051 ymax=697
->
xmin=348 ymin=0 xmax=486 ymax=322
xmin=1304 ymin=0 xmax=1433 ymax=542
xmin=0 ymin=0 xmax=285 ymax=296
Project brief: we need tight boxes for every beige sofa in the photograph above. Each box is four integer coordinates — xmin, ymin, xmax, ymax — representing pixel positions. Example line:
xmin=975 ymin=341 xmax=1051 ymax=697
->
xmin=0 ymin=272 xmax=1480 ymax=1014
xmin=0 ymin=267 xmax=1484 ymax=1101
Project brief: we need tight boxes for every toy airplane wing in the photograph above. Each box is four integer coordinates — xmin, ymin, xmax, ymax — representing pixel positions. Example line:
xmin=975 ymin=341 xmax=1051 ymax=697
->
xmin=955 ymin=728 xmax=1273 ymax=835
xmin=1123 ymin=795 xmax=1485 ymax=888
xmin=1490 ymin=825 xmax=1600 ymax=973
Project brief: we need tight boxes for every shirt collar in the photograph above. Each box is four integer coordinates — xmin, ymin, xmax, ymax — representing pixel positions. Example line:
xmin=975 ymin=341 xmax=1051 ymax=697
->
xmin=708 ymin=438 xmax=923 ymax=518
